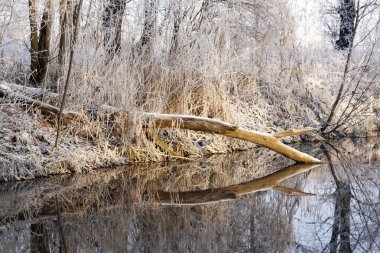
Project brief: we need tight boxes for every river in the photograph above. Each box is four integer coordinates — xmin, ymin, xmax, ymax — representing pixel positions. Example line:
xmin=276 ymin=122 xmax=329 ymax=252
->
xmin=0 ymin=138 xmax=379 ymax=252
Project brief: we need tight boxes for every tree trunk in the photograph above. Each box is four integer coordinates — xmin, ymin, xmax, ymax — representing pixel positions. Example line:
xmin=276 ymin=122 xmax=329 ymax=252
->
xmin=58 ymin=0 xmax=69 ymax=65
xmin=29 ymin=0 xmax=53 ymax=85
xmin=144 ymin=113 xmax=321 ymax=163
xmin=55 ymin=0 xmax=84 ymax=148
xmin=321 ymin=1 xmax=358 ymax=133
xmin=133 ymin=0 xmax=157 ymax=57
xmin=0 ymin=83 xmax=87 ymax=123
xmin=169 ymin=3 xmax=181 ymax=58
xmin=336 ymin=0 xmax=356 ymax=50
xmin=28 ymin=0 xmax=39 ymax=80
xmin=102 ymin=0 xmax=127 ymax=59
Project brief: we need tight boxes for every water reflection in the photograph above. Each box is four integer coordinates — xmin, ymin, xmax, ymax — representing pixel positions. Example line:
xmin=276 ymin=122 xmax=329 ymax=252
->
xmin=0 ymin=139 xmax=379 ymax=252
xmin=155 ymin=163 xmax=318 ymax=205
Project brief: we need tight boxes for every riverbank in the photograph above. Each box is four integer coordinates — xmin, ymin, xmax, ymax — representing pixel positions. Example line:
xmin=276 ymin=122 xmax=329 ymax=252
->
xmin=0 ymin=79 xmax=379 ymax=181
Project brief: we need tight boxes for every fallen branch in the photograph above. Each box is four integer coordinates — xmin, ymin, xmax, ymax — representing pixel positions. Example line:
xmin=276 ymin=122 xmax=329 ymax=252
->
xmin=0 ymin=83 xmax=87 ymax=123
xmin=0 ymin=82 xmax=60 ymax=101
xmin=98 ymin=106 xmax=322 ymax=163
xmin=155 ymin=163 xmax=320 ymax=205
xmin=142 ymin=113 xmax=321 ymax=163
xmin=273 ymin=127 xmax=318 ymax=138
xmin=1 ymin=84 xmax=321 ymax=163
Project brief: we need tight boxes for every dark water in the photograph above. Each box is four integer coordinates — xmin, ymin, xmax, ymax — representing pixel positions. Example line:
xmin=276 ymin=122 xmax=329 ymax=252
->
xmin=0 ymin=139 xmax=379 ymax=252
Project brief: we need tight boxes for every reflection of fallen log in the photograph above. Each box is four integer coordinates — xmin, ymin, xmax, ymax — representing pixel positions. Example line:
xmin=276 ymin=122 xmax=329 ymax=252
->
xmin=272 ymin=185 xmax=315 ymax=196
xmin=1 ymin=82 xmax=321 ymax=163
xmin=155 ymin=163 xmax=319 ymax=205
xmin=0 ymin=162 xmax=318 ymax=226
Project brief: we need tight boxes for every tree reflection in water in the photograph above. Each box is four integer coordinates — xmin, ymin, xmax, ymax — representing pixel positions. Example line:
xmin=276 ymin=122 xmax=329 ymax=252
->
xmin=0 ymin=139 xmax=379 ymax=252
xmin=295 ymin=140 xmax=380 ymax=253
xmin=323 ymin=144 xmax=353 ymax=253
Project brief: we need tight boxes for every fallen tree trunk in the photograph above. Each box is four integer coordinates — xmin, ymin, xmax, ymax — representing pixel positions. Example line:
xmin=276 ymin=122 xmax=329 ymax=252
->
xmin=155 ymin=163 xmax=320 ymax=205
xmin=0 ymin=83 xmax=87 ymax=123
xmin=1 ymin=83 xmax=321 ymax=163
xmin=102 ymin=107 xmax=321 ymax=163
xmin=1 ymin=82 xmax=60 ymax=101
xmin=151 ymin=114 xmax=320 ymax=163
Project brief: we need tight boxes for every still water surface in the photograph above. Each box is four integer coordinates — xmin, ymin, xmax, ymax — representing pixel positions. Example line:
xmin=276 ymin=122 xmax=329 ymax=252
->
xmin=0 ymin=138 xmax=379 ymax=252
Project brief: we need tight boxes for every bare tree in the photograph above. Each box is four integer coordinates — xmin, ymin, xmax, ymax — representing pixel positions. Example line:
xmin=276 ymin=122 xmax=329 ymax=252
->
xmin=28 ymin=0 xmax=53 ymax=85
xmin=321 ymin=0 xmax=380 ymax=134
xmin=169 ymin=2 xmax=181 ymax=58
xmin=133 ymin=0 xmax=157 ymax=57
xmin=336 ymin=0 xmax=356 ymax=50
xmin=55 ymin=0 xmax=84 ymax=148
xmin=102 ymin=0 xmax=128 ymax=60
xmin=58 ymin=0 xmax=70 ymax=65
